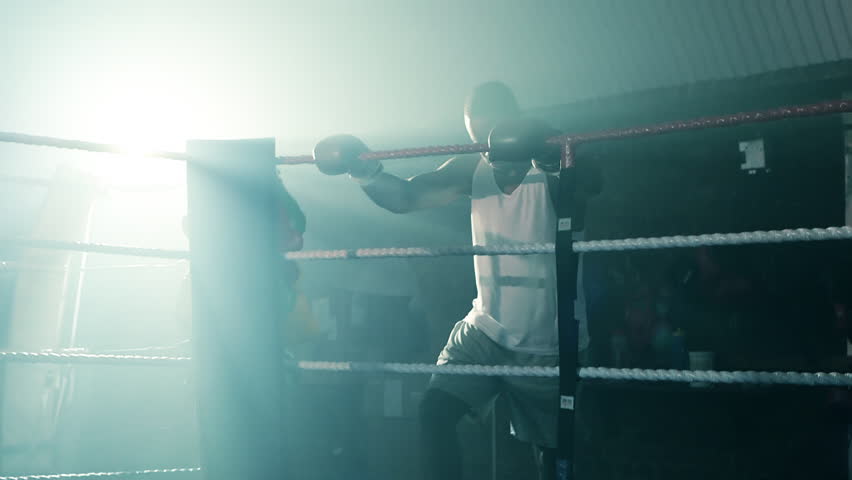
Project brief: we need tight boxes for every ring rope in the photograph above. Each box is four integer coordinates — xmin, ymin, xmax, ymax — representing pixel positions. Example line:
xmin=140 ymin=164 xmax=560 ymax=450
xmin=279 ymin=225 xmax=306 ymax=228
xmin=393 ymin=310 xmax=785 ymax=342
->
xmin=0 ymin=238 xmax=189 ymax=260
xmin=296 ymin=361 xmax=852 ymax=387
xmin=558 ymin=99 xmax=852 ymax=144
xmin=279 ymin=143 xmax=489 ymax=165
xmin=285 ymin=243 xmax=556 ymax=260
xmin=0 ymin=351 xmax=190 ymax=366
xmin=4 ymin=226 xmax=852 ymax=262
xmin=3 ymin=351 xmax=849 ymax=387
xmin=283 ymin=100 xmax=852 ymax=163
xmin=0 ymin=130 xmax=484 ymax=166
xmin=0 ymin=468 xmax=200 ymax=480
xmin=359 ymin=143 xmax=489 ymax=161
xmin=4 ymin=100 xmax=850 ymax=167
xmin=580 ymin=367 xmax=852 ymax=387
xmin=572 ymin=226 xmax=852 ymax=252
xmin=0 ymin=132 xmax=194 ymax=162
xmin=0 ymin=261 xmax=186 ymax=274
xmin=286 ymin=226 xmax=852 ymax=259
xmin=295 ymin=360 xmax=558 ymax=377
xmin=277 ymin=154 xmax=314 ymax=165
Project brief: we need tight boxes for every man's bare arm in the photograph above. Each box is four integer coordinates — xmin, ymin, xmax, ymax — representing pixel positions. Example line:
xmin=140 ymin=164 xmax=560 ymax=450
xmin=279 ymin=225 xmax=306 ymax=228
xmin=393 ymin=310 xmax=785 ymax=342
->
xmin=361 ymin=155 xmax=480 ymax=213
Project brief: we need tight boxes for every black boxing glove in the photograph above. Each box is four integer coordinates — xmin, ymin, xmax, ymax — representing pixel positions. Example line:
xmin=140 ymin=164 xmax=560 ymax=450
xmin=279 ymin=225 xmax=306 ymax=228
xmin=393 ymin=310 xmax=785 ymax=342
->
xmin=313 ymin=134 xmax=382 ymax=182
xmin=530 ymin=134 xmax=562 ymax=175
xmin=487 ymin=117 xmax=561 ymax=173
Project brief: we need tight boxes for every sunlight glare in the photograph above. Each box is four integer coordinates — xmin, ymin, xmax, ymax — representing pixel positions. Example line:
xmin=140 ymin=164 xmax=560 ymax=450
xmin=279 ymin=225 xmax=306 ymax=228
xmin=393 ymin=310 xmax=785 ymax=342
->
xmin=75 ymin=68 xmax=197 ymax=188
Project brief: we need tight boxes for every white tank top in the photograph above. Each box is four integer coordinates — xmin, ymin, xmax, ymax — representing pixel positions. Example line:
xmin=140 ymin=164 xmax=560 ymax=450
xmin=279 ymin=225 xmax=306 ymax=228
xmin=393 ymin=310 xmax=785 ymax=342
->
xmin=464 ymin=156 xmax=589 ymax=354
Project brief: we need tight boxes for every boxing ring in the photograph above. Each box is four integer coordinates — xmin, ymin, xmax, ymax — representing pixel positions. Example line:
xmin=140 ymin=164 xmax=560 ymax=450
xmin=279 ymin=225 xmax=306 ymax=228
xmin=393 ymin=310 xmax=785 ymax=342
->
xmin=0 ymin=98 xmax=851 ymax=479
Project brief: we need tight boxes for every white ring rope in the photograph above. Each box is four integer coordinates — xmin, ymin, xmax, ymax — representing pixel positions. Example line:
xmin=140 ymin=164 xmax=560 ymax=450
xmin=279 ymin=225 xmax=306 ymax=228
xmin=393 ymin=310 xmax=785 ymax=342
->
xmin=4 ymin=351 xmax=850 ymax=387
xmin=5 ymin=226 xmax=850 ymax=262
xmin=295 ymin=361 xmax=852 ymax=387
xmin=0 ymin=468 xmax=201 ymax=480
xmin=285 ymin=243 xmax=556 ymax=260
xmin=0 ymin=351 xmax=191 ymax=366
xmin=0 ymin=261 xmax=186 ymax=274
xmin=0 ymin=131 xmax=193 ymax=162
xmin=573 ymin=226 xmax=852 ymax=252
xmin=0 ymin=238 xmax=189 ymax=260
xmin=295 ymin=361 xmax=558 ymax=377
xmin=579 ymin=367 xmax=852 ymax=387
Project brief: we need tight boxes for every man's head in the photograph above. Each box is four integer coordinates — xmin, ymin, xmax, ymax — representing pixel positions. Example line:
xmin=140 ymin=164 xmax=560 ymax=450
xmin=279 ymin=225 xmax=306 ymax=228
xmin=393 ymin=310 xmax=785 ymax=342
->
xmin=464 ymin=81 xmax=520 ymax=144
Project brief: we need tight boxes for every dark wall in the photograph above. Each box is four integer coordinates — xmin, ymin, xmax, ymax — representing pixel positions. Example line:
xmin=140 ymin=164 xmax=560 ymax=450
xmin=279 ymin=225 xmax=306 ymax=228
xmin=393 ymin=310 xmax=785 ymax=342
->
xmin=544 ymin=68 xmax=852 ymax=479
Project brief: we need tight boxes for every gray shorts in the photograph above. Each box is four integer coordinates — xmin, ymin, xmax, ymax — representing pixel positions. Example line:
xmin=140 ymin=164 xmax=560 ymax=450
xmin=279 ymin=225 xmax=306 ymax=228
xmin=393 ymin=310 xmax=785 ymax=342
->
xmin=429 ymin=320 xmax=560 ymax=448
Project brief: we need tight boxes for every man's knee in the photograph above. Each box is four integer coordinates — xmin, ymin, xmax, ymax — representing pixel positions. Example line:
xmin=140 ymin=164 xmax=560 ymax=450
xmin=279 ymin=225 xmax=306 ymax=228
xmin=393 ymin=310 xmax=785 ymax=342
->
xmin=419 ymin=388 xmax=470 ymax=432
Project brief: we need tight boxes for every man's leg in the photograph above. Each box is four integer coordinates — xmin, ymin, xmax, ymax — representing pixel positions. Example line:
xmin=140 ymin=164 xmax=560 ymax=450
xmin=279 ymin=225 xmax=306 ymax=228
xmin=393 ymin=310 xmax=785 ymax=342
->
xmin=502 ymin=350 xmax=560 ymax=480
xmin=419 ymin=388 xmax=472 ymax=480
xmin=422 ymin=320 xmax=502 ymax=480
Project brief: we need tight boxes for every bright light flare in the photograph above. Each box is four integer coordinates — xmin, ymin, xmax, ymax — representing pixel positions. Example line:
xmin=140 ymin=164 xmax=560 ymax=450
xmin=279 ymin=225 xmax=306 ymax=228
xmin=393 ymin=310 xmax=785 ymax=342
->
xmin=72 ymin=68 xmax=200 ymax=188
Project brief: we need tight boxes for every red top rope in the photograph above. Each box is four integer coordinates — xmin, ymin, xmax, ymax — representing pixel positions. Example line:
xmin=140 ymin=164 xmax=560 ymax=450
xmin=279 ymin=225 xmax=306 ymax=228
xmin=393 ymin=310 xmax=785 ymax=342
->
xmin=277 ymin=99 xmax=852 ymax=167
xmin=1 ymin=100 xmax=849 ymax=166
xmin=0 ymin=132 xmax=195 ymax=161
xmin=560 ymin=99 xmax=852 ymax=144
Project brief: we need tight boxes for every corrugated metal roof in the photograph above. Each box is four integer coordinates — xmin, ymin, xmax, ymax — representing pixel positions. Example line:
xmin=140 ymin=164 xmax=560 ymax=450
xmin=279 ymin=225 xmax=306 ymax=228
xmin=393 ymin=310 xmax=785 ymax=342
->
xmin=561 ymin=0 xmax=852 ymax=101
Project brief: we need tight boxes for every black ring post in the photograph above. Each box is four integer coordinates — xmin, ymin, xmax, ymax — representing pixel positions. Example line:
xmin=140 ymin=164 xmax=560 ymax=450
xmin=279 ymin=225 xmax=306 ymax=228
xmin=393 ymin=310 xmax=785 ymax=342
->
xmin=555 ymin=142 xmax=581 ymax=480
xmin=186 ymin=139 xmax=287 ymax=480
